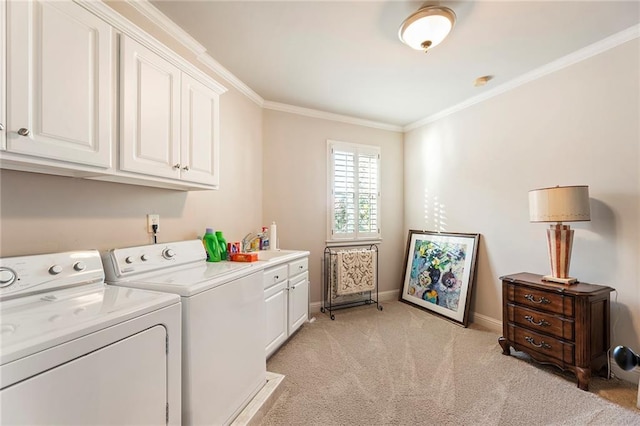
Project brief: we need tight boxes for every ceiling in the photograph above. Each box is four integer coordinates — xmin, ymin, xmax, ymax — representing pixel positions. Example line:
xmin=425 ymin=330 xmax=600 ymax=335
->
xmin=149 ymin=1 xmax=640 ymax=128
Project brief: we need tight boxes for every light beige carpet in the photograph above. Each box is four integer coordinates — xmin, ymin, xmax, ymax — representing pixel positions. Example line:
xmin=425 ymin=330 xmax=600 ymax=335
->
xmin=261 ymin=301 xmax=640 ymax=425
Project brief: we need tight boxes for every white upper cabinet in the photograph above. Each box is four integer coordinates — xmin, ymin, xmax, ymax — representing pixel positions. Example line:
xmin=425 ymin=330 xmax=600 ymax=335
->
xmin=1 ymin=1 xmax=6 ymax=150
xmin=120 ymin=35 xmax=222 ymax=187
xmin=120 ymin=35 xmax=181 ymax=180
xmin=5 ymin=0 xmax=113 ymax=168
xmin=1 ymin=1 xmax=227 ymax=190
xmin=181 ymin=73 xmax=220 ymax=186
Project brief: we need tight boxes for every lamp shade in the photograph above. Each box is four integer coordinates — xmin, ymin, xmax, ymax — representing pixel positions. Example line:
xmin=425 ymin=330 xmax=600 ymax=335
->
xmin=529 ymin=185 xmax=591 ymax=223
xmin=399 ymin=6 xmax=456 ymax=52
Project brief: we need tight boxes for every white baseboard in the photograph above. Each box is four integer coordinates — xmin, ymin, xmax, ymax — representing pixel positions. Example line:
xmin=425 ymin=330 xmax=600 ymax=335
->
xmin=608 ymin=355 xmax=640 ymax=384
xmin=471 ymin=312 xmax=502 ymax=333
xmin=311 ymin=291 xmax=501 ymax=334
xmin=309 ymin=289 xmax=399 ymax=314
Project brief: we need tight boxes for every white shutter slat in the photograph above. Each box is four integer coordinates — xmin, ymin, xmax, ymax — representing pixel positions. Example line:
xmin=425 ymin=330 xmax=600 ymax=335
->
xmin=329 ymin=141 xmax=379 ymax=240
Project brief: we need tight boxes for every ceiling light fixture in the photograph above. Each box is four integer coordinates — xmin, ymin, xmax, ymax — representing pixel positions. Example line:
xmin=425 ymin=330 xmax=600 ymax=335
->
xmin=474 ymin=75 xmax=494 ymax=87
xmin=399 ymin=5 xmax=456 ymax=53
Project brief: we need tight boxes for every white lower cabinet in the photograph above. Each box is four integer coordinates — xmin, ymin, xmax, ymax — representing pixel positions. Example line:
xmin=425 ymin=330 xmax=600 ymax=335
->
xmin=264 ymin=280 xmax=288 ymax=358
xmin=264 ymin=255 xmax=309 ymax=358
xmin=288 ymin=271 xmax=309 ymax=333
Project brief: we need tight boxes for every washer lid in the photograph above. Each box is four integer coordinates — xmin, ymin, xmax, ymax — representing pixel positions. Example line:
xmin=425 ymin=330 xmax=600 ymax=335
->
xmin=107 ymin=261 xmax=260 ymax=297
xmin=0 ymin=283 xmax=179 ymax=365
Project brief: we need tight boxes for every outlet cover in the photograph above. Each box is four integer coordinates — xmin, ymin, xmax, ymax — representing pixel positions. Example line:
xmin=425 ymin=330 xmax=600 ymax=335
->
xmin=147 ymin=214 xmax=160 ymax=233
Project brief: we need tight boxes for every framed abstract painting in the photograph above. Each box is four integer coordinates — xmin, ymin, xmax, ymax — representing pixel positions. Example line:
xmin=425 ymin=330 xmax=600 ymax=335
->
xmin=400 ymin=230 xmax=480 ymax=327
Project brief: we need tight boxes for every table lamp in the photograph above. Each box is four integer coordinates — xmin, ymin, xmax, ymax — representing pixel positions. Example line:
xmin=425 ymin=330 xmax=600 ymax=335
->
xmin=529 ymin=185 xmax=591 ymax=284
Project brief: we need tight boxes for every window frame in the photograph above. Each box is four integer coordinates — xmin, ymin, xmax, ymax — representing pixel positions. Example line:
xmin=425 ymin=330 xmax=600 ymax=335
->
xmin=326 ymin=139 xmax=381 ymax=244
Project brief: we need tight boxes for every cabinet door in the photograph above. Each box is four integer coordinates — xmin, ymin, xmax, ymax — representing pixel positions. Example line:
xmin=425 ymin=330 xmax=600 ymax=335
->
xmin=181 ymin=73 xmax=220 ymax=186
xmin=1 ymin=1 xmax=6 ymax=150
xmin=6 ymin=1 xmax=113 ymax=167
xmin=265 ymin=281 xmax=288 ymax=358
xmin=120 ymin=35 xmax=181 ymax=179
xmin=288 ymin=272 xmax=309 ymax=334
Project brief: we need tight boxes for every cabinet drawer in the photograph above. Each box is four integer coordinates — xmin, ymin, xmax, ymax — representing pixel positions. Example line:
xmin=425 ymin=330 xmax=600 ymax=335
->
xmin=507 ymin=304 xmax=574 ymax=341
xmin=288 ymin=257 xmax=308 ymax=276
xmin=263 ymin=265 xmax=288 ymax=289
xmin=506 ymin=284 xmax=574 ymax=316
xmin=507 ymin=324 xmax=574 ymax=365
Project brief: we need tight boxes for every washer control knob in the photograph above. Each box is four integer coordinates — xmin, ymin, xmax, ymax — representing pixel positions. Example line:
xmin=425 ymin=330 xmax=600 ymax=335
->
xmin=162 ymin=248 xmax=175 ymax=259
xmin=0 ymin=268 xmax=16 ymax=288
xmin=125 ymin=256 xmax=134 ymax=264
xmin=73 ymin=262 xmax=86 ymax=272
xmin=49 ymin=265 xmax=63 ymax=275
xmin=141 ymin=254 xmax=149 ymax=262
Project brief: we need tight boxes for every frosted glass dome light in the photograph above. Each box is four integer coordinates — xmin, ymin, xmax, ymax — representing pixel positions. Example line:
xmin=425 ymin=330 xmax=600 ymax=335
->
xmin=399 ymin=6 xmax=456 ymax=52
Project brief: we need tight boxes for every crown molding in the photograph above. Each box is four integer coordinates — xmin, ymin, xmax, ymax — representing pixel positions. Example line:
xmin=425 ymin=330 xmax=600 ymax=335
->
xmin=78 ymin=1 xmax=226 ymax=94
xmin=263 ymin=101 xmax=403 ymax=132
xmin=404 ymin=23 xmax=640 ymax=132
xmin=197 ymin=55 xmax=264 ymax=106
xmin=123 ymin=0 xmax=263 ymax=106
xmin=124 ymin=0 xmax=206 ymax=56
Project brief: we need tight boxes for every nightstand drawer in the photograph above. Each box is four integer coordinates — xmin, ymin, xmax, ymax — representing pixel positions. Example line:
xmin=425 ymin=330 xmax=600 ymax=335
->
xmin=507 ymin=324 xmax=574 ymax=365
xmin=499 ymin=273 xmax=613 ymax=391
xmin=507 ymin=284 xmax=574 ymax=316
xmin=507 ymin=304 xmax=574 ymax=340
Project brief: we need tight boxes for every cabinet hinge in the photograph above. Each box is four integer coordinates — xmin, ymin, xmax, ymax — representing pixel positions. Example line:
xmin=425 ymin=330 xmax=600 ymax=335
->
xmin=166 ymin=403 xmax=169 ymax=424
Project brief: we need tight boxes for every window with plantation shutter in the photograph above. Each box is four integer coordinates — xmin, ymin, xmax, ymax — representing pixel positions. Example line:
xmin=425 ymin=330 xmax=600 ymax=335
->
xmin=328 ymin=140 xmax=381 ymax=242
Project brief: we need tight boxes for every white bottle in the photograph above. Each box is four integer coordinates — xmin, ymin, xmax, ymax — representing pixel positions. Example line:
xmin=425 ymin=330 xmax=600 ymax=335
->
xmin=270 ymin=221 xmax=277 ymax=251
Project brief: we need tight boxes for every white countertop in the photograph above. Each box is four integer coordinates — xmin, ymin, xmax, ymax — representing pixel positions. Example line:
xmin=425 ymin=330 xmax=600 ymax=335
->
xmin=251 ymin=249 xmax=310 ymax=267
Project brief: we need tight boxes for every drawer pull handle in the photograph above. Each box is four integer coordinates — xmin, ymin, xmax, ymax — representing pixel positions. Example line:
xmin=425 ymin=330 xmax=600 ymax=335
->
xmin=524 ymin=294 xmax=551 ymax=304
xmin=274 ymin=275 xmax=279 ymax=280
xmin=525 ymin=336 xmax=551 ymax=350
xmin=524 ymin=315 xmax=551 ymax=327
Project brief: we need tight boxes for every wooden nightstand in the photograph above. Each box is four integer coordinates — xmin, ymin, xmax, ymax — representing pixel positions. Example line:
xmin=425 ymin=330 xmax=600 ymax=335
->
xmin=498 ymin=273 xmax=614 ymax=391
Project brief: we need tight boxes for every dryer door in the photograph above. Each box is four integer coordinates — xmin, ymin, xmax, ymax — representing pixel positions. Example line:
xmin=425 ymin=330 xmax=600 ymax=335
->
xmin=1 ymin=325 xmax=167 ymax=425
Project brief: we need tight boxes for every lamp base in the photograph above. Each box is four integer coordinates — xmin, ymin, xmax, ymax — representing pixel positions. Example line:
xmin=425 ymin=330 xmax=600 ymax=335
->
xmin=542 ymin=275 xmax=578 ymax=285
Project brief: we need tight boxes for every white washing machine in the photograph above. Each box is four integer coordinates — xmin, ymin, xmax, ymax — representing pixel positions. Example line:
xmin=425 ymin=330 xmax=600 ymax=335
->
xmin=102 ymin=240 xmax=266 ymax=426
xmin=0 ymin=249 xmax=182 ymax=425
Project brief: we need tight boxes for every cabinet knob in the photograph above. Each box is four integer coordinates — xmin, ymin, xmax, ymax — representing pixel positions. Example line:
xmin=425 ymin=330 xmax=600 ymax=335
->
xmin=17 ymin=128 xmax=30 ymax=136
xmin=172 ymin=163 xmax=181 ymax=169
xmin=182 ymin=165 xmax=190 ymax=171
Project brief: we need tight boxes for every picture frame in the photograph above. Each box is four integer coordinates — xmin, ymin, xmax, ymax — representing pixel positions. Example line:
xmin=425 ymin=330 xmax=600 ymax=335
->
xmin=400 ymin=230 xmax=480 ymax=327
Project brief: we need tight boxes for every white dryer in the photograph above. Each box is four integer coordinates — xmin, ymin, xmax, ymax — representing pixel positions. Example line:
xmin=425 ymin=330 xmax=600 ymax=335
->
xmin=102 ymin=240 xmax=267 ymax=426
xmin=0 ymin=249 xmax=182 ymax=425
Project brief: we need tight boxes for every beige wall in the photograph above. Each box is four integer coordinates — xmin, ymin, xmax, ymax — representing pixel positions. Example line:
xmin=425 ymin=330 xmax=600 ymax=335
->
xmin=0 ymin=2 xmax=264 ymax=256
xmin=404 ymin=40 xmax=640 ymax=378
xmin=262 ymin=110 xmax=404 ymax=305
xmin=3 ymin=2 xmax=639 ymax=385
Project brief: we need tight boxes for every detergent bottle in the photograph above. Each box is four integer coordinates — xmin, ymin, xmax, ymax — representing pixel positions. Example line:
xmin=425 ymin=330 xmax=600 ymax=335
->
xmin=203 ymin=228 xmax=221 ymax=262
